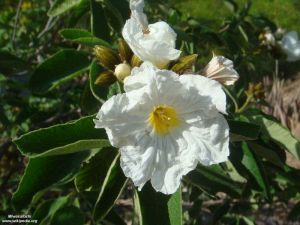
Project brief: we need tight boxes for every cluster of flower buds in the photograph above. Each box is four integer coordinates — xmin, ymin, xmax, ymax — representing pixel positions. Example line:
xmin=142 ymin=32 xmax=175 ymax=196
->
xmin=94 ymin=39 xmax=142 ymax=84
xmin=245 ymin=82 xmax=265 ymax=100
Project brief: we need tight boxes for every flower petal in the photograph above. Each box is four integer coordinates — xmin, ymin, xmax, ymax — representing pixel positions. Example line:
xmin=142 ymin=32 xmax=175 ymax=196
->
xmin=94 ymin=91 xmax=151 ymax=147
xmin=150 ymin=134 xmax=198 ymax=194
xmin=124 ymin=62 xmax=184 ymax=105
xmin=202 ymin=56 xmax=239 ymax=85
xmin=179 ymin=74 xmax=227 ymax=114
xmin=122 ymin=18 xmax=181 ymax=68
xmin=181 ymin=113 xmax=230 ymax=165
xmin=120 ymin=134 xmax=156 ymax=188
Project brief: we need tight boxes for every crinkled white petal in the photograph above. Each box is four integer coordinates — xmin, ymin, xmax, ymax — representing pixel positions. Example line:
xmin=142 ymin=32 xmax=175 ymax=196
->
xmin=179 ymin=74 xmax=227 ymax=114
xmin=124 ymin=62 xmax=182 ymax=102
xmin=122 ymin=17 xmax=181 ymax=68
xmin=180 ymin=113 xmax=229 ymax=165
xmin=281 ymin=31 xmax=300 ymax=62
xmin=202 ymin=56 xmax=239 ymax=85
xmin=120 ymin=134 xmax=156 ymax=188
xmin=95 ymin=62 xmax=229 ymax=194
xmin=125 ymin=62 xmax=219 ymax=116
xmin=94 ymin=90 xmax=152 ymax=147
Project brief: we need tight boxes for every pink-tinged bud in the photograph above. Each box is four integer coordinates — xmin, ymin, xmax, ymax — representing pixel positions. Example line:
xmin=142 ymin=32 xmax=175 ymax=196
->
xmin=202 ymin=55 xmax=239 ymax=85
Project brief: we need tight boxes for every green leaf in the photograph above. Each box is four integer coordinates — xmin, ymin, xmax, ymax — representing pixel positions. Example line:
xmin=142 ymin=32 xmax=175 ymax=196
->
xmin=223 ymin=0 xmax=238 ymax=13
xmin=249 ymin=115 xmax=300 ymax=159
xmin=241 ymin=142 xmax=270 ymax=198
xmin=101 ymin=0 xmax=130 ymax=33
xmin=93 ymin=157 xmax=128 ymax=222
xmin=107 ymin=82 xmax=121 ymax=99
xmin=89 ymin=61 xmax=110 ymax=103
xmin=104 ymin=0 xmax=129 ymax=22
xmin=81 ymin=81 xmax=100 ymax=114
xmin=31 ymin=196 xmax=70 ymax=225
xmin=134 ymin=183 xmax=182 ymax=225
xmin=75 ymin=147 xmax=119 ymax=191
xmin=0 ymin=51 xmax=31 ymax=76
xmin=60 ymin=29 xmax=110 ymax=47
xmin=228 ymin=120 xmax=261 ymax=142
xmin=248 ymin=141 xmax=285 ymax=168
xmin=230 ymin=142 xmax=270 ymax=198
xmin=48 ymin=0 xmax=85 ymax=17
xmin=29 ymin=50 xmax=90 ymax=93
xmin=90 ymin=0 xmax=110 ymax=41
xmin=60 ymin=28 xmax=93 ymax=39
xmin=238 ymin=25 xmax=249 ymax=42
xmin=104 ymin=210 xmax=127 ymax=225
xmin=186 ymin=164 xmax=243 ymax=197
xmin=68 ymin=0 xmax=90 ymax=27
xmin=30 ymin=200 xmax=54 ymax=225
xmin=14 ymin=116 xmax=108 ymax=158
xmin=51 ymin=206 xmax=85 ymax=225
xmin=13 ymin=151 xmax=89 ymax=210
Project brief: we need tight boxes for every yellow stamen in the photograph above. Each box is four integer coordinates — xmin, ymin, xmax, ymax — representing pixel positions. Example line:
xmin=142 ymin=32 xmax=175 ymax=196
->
xmin=148 ymin=105 xmax=180 ymax=135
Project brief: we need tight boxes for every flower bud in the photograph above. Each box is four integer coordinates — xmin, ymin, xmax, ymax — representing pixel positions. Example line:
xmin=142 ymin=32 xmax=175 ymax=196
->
xmin=94 ymin=45 xmax=120 ymax=70
xmin=118 ymin=38 xmax=133 ymax=62
xmin=171 ymin=54 xmax=198 ymax=74
xmin=245 ymin=83 xmax=264 ymax=99
xmin=114 ymin=63 xmax=132 ymax=81
xmin=131 ymin=54 xmax=143 ymax=68
xmin=95 ymin=71 xmax=117 ymax=86
xmin=202 ymin=55 xmax=239 ymax=85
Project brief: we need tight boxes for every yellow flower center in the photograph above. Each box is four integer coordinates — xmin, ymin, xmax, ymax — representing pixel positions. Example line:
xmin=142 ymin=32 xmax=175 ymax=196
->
xmin=148 ymin=105 xmax=180 ymax=135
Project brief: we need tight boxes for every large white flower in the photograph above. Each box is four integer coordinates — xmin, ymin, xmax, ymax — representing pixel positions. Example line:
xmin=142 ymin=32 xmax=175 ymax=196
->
xmin=280 ymin=31 xmax=300 ymax=62
xmin=202 ymin=55 xmax=239 ymax=85
xmin=122 ymin=0 xmax=181 ymax=69
xmin=94 ymin=62 xmax=229 ymax=194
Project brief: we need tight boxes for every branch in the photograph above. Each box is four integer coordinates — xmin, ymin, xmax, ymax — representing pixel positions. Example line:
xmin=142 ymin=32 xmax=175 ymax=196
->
xmin=12 ymin=0 xmax=23 ymax=49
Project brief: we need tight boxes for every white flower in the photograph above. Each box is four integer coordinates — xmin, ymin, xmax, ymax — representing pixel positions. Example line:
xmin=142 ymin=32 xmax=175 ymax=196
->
xmin=264 ymin=33 xmax=276 ymax=46
xmin=280 ymin=31 xmax=300 ymax=62
xmin=122 ymin=0 xmax=181 ymax=69
xmin=94 ymin=62 xmax=229 ymax=194
xmin=260 ymin=30 xmax=275 ymax=47
xmin=202 ymin=55 xmax=239 ymax=85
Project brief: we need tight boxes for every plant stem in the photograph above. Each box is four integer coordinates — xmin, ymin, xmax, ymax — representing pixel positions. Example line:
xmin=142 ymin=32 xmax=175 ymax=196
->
xmin=236 ymin=95 xmax=253 ymax=113
xmin=223 ymin=88 xmax=239 ymax=113
xmin=12 ymin=0 xmax=23 ymax=49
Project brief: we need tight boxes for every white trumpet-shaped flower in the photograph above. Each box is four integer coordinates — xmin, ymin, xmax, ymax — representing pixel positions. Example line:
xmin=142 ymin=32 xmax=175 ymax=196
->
xmin=122 ymin=0 xmax=181 ymax=69
xmin=94 ymin=62 xmax=229 ymax=194
xmin=202 ymin=55 xmax=239 ymax=85
xmin=280 ymin=31 xmax=300 ymax=62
